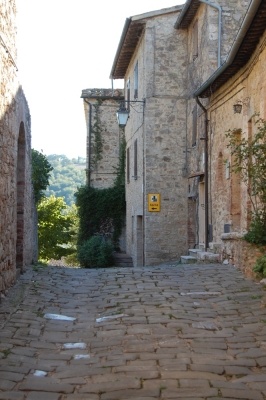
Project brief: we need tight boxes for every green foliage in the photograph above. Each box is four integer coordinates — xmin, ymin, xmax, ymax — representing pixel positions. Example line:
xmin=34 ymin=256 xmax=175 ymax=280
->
xmin=37 ymin=196 xmax=75 ymax=261
xmin=32 ymin=149 xmax=53 ymax=203
xmin=92 ymin=102 xmax=104 ymax=168
xmin=75 ymin=185 xmax=125 ymax=246
xmin=253 ymin=254 xmax=266 ymax=277
xmin=75 ymin=130 xmax=126 ymax=253
xmin=225 ymin=114 xmax=266 ymax=245
xmin=45 ymin=154 xmax=86 ymax=206
xmin=244 ymin=213 xmax=266 ymax=245
xmin=77 ymin=236 xmax=114 ymax=268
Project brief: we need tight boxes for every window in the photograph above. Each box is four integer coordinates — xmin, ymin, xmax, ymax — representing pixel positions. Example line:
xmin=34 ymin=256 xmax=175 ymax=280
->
xmin=126 ymin=147 xmax=130 ymax=183
xmin=134 ymin=61 xmax=138 ymax=99
xmin=126 ymin=79 xmax=130 ymax=109
xmin=192 ymin=20 xmax=198 ymax=60
xmin=134 ymin=139 xmax=138 ymax=179
xmin=230 ymin=130 xmax=241 ymax=230
xmin=192 ymin=105 xmax=197 ymax=146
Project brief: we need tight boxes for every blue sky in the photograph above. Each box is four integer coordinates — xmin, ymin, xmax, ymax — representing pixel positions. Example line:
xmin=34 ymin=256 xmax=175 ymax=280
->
xmin=16 ymin=0 xmax=184 ymax=158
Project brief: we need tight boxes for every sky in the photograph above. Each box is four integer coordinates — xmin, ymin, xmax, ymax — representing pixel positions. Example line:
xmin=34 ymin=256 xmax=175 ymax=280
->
xmin=16 ymin=0 xmax=184 ymax=159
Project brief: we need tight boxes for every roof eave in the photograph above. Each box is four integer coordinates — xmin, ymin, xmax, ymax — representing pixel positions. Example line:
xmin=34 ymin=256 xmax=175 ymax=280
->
xmin=110 ymin=18 xmax=131 ymax=80
xmin=111 ymin=5 xmax=183 ymax=80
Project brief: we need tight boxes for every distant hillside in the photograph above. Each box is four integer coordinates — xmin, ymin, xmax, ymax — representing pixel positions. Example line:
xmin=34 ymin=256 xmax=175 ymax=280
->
xmin=46 ymin=154 xmax=86 ymax=206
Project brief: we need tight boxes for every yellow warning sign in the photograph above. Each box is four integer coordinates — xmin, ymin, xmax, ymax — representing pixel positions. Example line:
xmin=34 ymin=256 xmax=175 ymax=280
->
xmin=148 ymin=193 xmax=161 ymax=212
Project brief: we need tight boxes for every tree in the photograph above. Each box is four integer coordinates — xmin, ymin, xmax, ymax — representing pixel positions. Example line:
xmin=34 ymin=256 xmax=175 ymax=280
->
xmin=45 ymin=154 xmax=86 ymax=205
xmin=37 ymin=196 xmax=75 ymax=261
xmin=32 ymin=149 xmax=53 ymax=203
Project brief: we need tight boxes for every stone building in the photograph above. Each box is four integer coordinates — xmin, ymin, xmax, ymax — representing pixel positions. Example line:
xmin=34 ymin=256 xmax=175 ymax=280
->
xmin=110 ymin=6 xmax=188 ymax=266
xmin=82 ymin=0 xmax=265 ymax=269
xmin=81 ymin=88 xmax=124 ymax=189
xmin=81 ymin=88 xmax=127 ymax=251
xmin=0 ymin=0 xmax=37 ymax=293
xmin=193 ymin=0 xmax=266 ymax=273
xmin=175 ymin=0 xmax=251 ymax=252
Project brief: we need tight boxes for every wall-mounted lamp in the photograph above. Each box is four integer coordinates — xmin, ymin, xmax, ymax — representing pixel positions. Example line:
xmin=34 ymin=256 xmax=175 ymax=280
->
xmin=233 ymin=97 xmax=250 ymax=114
xmin=233 ymin=103 xmax=242 ymax=114
xmin=116 ymin=100 xmax=145 ymax=127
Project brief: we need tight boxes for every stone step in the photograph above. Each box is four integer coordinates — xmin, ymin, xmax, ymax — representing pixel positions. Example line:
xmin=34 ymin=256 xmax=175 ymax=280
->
xmin=113 ymin=252 xmax=133 ymax=267
xmin=196 ymin=251 xmax=220 ymax=263
xmin=180 ymin=255 xmax=197 ymax=264
xmin=181 ymin=249 xmax=221 ymax=264
xmin=189 ymin=248 xmax=202 ymax=257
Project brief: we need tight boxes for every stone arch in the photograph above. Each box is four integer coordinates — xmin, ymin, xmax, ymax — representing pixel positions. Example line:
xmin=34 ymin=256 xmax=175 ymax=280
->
xmin=16 ymin=122 xmax=26 ymax=272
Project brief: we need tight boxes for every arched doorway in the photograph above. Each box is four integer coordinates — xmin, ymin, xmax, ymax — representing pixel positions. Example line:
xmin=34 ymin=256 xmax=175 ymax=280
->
xmin=16 ymin=122 xmax=26 ymax=272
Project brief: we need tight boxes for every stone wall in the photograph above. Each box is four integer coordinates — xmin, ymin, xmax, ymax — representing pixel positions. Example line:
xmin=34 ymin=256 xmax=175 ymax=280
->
xmin=221 ymin=234 xmax=265 ymax=278
xmin=0 ymin=0 xmax=37 ymax=293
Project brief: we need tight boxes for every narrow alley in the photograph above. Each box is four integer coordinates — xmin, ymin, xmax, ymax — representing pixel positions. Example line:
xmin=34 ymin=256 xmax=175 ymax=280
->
xmin=0 ymin=263 xmax=266 ymax=399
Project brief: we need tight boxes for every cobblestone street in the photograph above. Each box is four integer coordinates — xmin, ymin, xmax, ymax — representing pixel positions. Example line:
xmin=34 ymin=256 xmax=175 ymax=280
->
xmin=0 ymin=263 xmax=266 ymax=399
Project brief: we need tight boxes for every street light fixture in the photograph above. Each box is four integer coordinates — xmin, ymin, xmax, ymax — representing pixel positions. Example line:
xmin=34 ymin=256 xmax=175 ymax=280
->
xmin=116 ymin=102 xmax=129 ymax=127
xmin=116 ymin=100 xmax=145 ymax=127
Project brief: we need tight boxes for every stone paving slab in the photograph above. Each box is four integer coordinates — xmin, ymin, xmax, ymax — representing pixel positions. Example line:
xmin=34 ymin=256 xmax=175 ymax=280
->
xmin=0 ymin=263 xmax=266 ymax=399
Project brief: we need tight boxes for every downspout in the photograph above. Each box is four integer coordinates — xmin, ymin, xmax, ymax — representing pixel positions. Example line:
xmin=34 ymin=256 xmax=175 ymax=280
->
xmin=195 ymin=1 xmax=221 ymax=250
xmin=196 ymin=96 xmax=209 ymax=251
xmin=199 ymin=0 xmax=222 ymax=68
xmin=84 ymin=99 xmax=92 ymax=187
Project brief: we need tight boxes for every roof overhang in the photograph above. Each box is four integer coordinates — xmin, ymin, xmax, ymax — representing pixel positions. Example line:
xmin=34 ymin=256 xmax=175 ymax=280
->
xmin=110 ymin=6 xmax=183 ymax=80
xmin=110 ymin=18 xmax=145 ymax=80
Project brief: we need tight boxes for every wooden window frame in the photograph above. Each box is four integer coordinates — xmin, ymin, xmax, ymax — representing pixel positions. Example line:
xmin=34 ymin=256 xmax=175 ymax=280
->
xmin=134 ymin=61 xmax=138 ymax=99
xmin=134 ymin=139 xmax=138 ymax=180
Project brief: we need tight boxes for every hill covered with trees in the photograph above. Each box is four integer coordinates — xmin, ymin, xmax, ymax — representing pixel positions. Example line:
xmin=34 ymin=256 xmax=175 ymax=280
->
xmin=45 ymin=154 xmax=86 ymax=205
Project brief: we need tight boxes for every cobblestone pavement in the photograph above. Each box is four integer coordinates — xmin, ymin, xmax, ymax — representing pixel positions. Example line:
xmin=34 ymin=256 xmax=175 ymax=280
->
xmin=0 ymin=263 xmax=266 ymax=400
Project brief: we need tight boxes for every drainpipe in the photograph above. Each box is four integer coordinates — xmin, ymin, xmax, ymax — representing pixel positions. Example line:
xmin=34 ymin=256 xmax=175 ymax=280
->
xmin=199 ymin=0 xmax=222 ymax=68
xmin=196 ymin=96 xmax=209 ymax=251
xmin=196 ymin=0 xmax=220 ymax=251
xmin=84 ymin=99 xmax=92 ymax=187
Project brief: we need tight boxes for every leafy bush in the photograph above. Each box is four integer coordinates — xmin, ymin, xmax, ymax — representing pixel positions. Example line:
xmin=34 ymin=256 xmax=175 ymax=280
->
xmin=77 ymin=236 xmax=114 ymax=268
xmin=75 ymin=185 xmax=125 ymax=246
xmin=244 ymin=213 xmax=266 ymax=245
xmin=253 ymin=254 xmax=266 ymax=277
